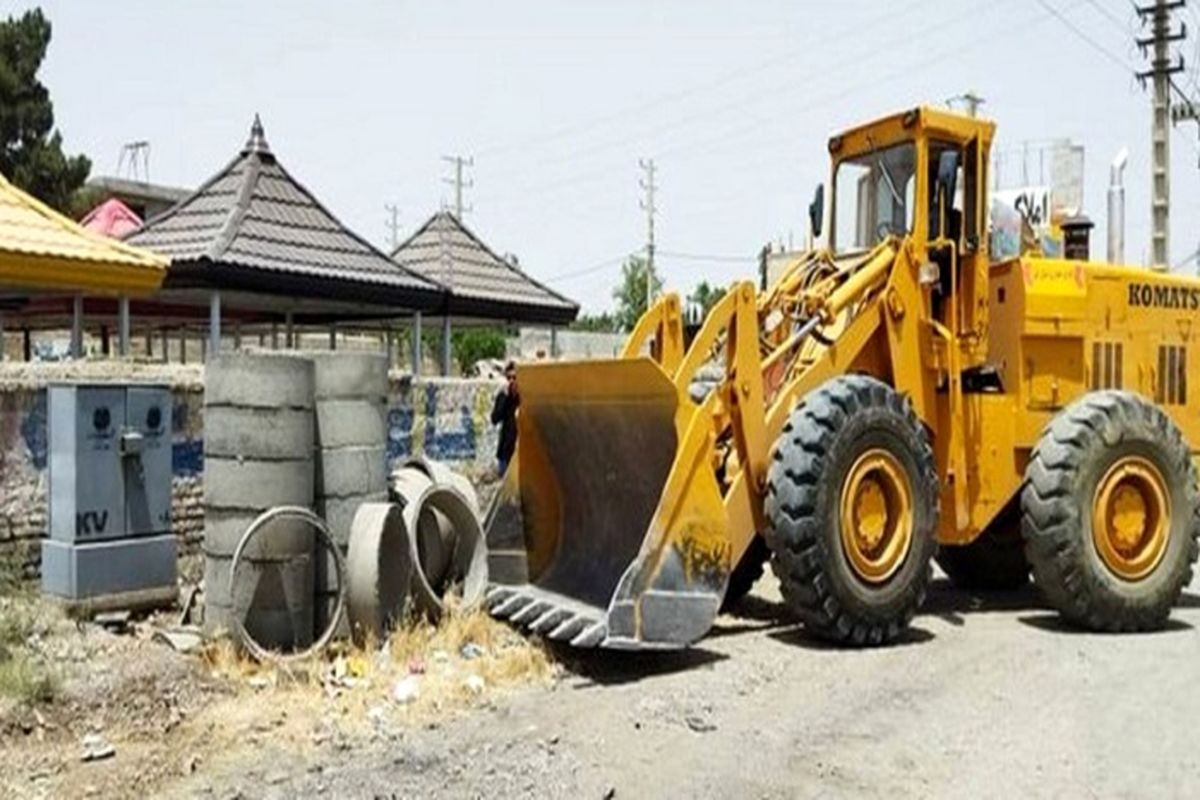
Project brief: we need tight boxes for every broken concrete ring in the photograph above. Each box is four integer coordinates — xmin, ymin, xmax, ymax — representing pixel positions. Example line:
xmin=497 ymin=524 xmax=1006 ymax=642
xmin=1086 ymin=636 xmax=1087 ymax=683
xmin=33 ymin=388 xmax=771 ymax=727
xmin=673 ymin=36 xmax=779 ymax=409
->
xmin=228 ymin=505 xmax=346 ymax=662
xmin=391 ymin=468 xmax=456 ymax=604
xmin=345 ymin=502 xmax=413 ymax=646
xmin=400 ymin=482 xmax=488 ymax=621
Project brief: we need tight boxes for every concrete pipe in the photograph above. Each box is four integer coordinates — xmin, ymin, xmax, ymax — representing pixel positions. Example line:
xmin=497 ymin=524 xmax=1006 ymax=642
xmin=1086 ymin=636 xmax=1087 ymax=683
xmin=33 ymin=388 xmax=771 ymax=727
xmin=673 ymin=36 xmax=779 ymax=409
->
xmin=314 ymin=399 xmax=387 ymax=449
xmin=204 ymin=406 xmax=313 ymax=460
xmin=203 ymin=508 xmax=314 ymax=559
xmin=308 ymin=351 xmax=389 ymax=401
xmin=390 ymin=467 xmax=455 ymax=595
xmin=319 ymin=490 xmax=390 ymax=548
xmin=228 ymin=506 xmax=347 ymax=662
xmin=315 ymin=446 xmax=388 ymax=499
xmin=345 ymin=502 xmax=413 ymax=646
xmin=204 ymin=457 xmax=314 ymax=511
xmin=206 ymin=352 xmax=315 ymax=409
xmin=402 ymin=455 xmax=480 ymax=519
xmin=204 ymin=552 xmax=314 ymax=651
xmin=400 ymin=482 xmax=488 ymax=620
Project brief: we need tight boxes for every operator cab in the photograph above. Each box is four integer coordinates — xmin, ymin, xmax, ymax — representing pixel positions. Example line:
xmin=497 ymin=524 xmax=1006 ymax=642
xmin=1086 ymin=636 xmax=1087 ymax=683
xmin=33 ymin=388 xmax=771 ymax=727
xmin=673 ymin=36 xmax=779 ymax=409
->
xmin=820 ymin=107 xmax=996 ymax=373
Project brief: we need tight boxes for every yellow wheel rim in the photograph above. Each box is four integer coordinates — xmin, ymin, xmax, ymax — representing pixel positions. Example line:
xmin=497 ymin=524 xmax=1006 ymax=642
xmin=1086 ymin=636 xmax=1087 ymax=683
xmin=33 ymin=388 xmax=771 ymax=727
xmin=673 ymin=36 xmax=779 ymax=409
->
xmin=839 ymin=448 xmax=914 ymax=583
xmin=1091 ymin=456 xmax=1170 ymax=581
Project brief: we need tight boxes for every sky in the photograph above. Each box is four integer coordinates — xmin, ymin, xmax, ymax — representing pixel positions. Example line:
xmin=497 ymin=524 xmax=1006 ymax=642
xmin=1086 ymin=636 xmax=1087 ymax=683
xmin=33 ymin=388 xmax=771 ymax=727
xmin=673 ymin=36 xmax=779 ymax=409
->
xmin=9 ymin=0 xmax=1200 ymax=313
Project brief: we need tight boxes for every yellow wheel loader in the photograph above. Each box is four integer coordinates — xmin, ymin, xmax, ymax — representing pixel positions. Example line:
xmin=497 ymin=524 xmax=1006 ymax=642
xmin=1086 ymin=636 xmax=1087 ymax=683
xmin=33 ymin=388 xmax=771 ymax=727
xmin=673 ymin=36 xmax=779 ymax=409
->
xmin=484 ymin=106 xmax=1200 ymax=649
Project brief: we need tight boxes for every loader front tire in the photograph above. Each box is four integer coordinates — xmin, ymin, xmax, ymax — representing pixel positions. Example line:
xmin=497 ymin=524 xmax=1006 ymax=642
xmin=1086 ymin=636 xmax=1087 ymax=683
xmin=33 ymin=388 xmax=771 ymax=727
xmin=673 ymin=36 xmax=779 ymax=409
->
xmin=765 ymin=375 xmax=939 ymax=647
xmin=720 ymin=535 xmax=769 ymax=611
xmin=1022 ymin=391 xmax=1200 ymax=631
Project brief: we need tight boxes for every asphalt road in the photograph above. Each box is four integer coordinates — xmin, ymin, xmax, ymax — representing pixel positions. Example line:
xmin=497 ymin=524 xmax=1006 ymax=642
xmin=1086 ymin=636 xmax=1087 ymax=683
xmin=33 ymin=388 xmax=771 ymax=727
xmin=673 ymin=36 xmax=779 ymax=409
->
xmin=195 ymin=569 xmax=1200 ymax=799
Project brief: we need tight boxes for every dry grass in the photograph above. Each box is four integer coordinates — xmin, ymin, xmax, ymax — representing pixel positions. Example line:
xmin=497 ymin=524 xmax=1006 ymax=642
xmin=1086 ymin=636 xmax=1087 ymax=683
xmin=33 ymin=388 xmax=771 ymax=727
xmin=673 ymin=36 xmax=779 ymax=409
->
xmin=0 ymin=595 xmax=59 ymax=705
xmin=199 ymin=608 xmax=554 ymax=737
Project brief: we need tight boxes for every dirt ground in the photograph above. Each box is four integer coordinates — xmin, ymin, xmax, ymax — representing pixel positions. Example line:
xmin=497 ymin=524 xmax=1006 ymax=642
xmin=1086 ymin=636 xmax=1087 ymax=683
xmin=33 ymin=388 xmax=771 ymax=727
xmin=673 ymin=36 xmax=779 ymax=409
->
xmin=6 ymin=568 xmax=1200 ymax=799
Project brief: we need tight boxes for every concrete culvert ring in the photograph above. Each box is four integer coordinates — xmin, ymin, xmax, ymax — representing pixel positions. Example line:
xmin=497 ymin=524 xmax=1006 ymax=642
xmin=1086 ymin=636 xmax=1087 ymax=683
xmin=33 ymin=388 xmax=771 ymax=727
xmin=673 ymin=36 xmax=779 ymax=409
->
xmin=346 ymin=502 xmax=413 ymax=646
xmin=229 ymin=506 xmax=347 ymax=663
xmin=401 ymin=483 xmax=488 ymax=621
xmin=402 ymin=455 xmax=480 ymax=518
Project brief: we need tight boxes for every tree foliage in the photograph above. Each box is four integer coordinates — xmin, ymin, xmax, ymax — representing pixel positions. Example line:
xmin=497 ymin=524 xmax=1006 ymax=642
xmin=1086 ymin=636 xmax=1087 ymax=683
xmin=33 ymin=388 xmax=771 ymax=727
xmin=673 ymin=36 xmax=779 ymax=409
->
xmin=612 ymin=255 xmax=663 ymax=332
xmin=0 ymin=9 xmax=91 ymax=212
xmin=570 ymin=312 xmax=617 ymax=332
xmin=452 ymin=327 xmax=508 ymax=373
xmin=688 ymin=281 xmax=726 ymax=319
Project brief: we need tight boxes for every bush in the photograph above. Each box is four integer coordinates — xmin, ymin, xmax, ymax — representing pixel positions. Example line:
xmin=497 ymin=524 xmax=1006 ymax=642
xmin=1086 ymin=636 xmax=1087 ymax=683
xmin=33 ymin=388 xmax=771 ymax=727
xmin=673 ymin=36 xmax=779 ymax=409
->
xmin=452 ymin=327 xmax=508 ymax=374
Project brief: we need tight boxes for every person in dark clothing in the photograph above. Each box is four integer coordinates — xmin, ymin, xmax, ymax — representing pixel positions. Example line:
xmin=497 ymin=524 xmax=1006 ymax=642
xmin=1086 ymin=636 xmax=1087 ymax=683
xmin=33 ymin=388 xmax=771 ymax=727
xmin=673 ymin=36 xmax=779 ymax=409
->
xmin=491 ymin=361 xmax=520 ymax=474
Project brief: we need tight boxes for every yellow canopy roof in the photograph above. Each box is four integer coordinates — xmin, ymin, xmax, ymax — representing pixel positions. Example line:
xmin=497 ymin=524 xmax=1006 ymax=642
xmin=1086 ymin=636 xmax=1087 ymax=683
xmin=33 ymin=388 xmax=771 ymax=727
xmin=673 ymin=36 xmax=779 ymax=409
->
xmin=0 ymin=170 xmax=168 ymax=296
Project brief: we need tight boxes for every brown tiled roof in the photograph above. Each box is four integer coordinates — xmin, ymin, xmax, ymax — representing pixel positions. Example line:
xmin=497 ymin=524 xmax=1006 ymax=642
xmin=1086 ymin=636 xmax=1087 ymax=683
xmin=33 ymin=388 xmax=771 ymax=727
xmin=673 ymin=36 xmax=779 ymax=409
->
xmin=392 ymin=211 xmax=578 ymax=325
xmin=127 ymin=117 xmax=445 ymax=311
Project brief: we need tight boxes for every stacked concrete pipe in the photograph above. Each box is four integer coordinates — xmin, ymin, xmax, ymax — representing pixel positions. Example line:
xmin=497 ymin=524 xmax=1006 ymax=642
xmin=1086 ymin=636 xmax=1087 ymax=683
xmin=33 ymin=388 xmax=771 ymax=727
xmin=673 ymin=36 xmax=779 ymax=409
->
xmin=310 ymin=352 xmax=389 ymax=635
xmin=203 ymin=353 xmax=316 ymax=650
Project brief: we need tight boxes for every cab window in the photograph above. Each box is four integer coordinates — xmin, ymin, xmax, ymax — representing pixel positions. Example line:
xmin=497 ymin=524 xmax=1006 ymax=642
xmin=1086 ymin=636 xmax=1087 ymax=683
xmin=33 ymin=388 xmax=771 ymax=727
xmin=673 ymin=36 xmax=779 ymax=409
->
xmin=833 ymin=141 xmax=916 ymax=253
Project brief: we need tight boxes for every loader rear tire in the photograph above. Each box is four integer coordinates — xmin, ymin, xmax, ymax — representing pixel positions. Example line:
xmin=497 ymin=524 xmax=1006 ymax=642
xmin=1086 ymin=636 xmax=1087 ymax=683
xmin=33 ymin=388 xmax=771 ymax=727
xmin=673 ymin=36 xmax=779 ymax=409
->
xmin=936 ymin=505 xmax=1030 ymax=591
xmin=1022 ymin=391 xmax=1200 ymax=631
xmin=765 ymin=375 xmax=939 ymax=647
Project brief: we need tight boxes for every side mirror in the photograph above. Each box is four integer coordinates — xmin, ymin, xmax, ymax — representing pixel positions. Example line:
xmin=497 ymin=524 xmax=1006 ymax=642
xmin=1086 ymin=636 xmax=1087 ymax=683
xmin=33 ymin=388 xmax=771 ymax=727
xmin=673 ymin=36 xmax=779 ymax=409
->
xmin=808 ymin=184 xmax=824 ymax=239
xmin=934 ymin=150 xmax=960 ymax=238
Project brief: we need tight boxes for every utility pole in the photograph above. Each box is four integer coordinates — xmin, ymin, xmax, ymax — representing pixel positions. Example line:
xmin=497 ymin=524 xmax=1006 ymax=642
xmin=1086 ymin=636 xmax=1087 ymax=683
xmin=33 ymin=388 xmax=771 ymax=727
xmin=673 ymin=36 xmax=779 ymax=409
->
xmin=1136 ymin=0 xmax=1187 ymax=269
xmin=384 ymin=203 xmax=401 ymax=251
xmin=638 ymin=158 xmax=657 ymax=311
xmin=947 ymin=91 xmax=985 ymax=117
xmin=441 ymin=155 xmax=474 ymax=219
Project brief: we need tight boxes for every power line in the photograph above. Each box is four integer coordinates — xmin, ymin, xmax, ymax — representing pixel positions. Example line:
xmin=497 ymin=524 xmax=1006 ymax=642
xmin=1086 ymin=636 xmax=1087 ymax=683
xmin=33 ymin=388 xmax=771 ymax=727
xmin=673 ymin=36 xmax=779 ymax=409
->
xmin=1037 ymin=0 xmax=1138 ymax=72
xmin=657 ymin=249 xmax=751 ymax=264
xmin=544 ymin=253 xmax=632 ymax=283
xmin=1083 ymin=0 xmax=1133 ymax=30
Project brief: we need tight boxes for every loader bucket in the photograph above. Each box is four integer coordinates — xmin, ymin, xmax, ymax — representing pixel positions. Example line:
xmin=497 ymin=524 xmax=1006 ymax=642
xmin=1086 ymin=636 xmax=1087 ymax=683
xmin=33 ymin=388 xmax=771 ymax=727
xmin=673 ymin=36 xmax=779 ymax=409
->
xmin=484 ymin=359 xmax=730 ymax=650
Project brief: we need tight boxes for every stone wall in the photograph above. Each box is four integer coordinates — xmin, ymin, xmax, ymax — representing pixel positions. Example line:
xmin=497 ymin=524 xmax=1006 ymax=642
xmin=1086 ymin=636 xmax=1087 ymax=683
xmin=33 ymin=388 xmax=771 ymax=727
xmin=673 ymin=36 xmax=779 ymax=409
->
xmin=0 ymin=364 xmax=502 ymax=579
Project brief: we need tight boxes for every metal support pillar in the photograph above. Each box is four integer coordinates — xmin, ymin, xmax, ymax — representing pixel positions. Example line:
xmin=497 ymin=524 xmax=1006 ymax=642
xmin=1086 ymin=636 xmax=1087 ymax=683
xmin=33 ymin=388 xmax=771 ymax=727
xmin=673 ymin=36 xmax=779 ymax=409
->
xmin=118 ymin=296 xmax=130 ymax=357
xmin=285 ymin=312 xmax=295 ymax=349
xmin=550 ymin=326 xmax=558 ymax=359
xmin=23 ymin=328 xmax=31 ymax=362
xmin=234 ymin=322 xmax=242 ymax=350
xmin=412 ymin=312 xmax=422 ymax=377
xmin=71 ymin=294 xmax=84 ymax=358
xmin=271 ymin=322 xmax=279 ymax=349
xmin=385 ymin=328 xmax=395 ymax=370
xmin=329 ymin=324 xmax=337 ymax=350
xmin=441 ymin=315 xmax=452 ymax=376
xmin=161 ymin=328 xmax=169 ymax=364
xmin=208 ymin=290 xmax=221 ymax=360
xmin=144 ymin=330 xmax=153 ymax=358
xmin=179 ymin=328 xmax=188 ymax=365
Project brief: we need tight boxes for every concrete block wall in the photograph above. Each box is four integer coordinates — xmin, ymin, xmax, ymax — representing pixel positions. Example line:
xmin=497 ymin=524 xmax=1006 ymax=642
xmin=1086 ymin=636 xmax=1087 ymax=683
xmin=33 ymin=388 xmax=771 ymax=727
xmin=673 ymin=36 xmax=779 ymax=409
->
xmin=0 ymin=366 xmax=503 ymax=579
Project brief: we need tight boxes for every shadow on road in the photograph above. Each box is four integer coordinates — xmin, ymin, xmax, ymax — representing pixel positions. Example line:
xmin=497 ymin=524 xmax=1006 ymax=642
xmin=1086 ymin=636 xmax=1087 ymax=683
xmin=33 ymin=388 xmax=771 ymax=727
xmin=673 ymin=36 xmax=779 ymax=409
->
xmin=1016 ymin=613 xmax=1194 ymax=634
xmin=551 ymin=645 xmax=729 ymax=687
xmin=920 ymin=578 xmax=1047 ymax=626
xmin=767 ymin=624 xmax=935 ymax=650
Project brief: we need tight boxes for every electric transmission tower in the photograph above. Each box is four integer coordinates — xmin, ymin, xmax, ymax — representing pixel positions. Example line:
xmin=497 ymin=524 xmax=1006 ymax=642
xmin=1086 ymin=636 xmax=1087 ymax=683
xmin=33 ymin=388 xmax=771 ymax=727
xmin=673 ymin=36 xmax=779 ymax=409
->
xmin=384 ymin=203 xmax=401 ymax=251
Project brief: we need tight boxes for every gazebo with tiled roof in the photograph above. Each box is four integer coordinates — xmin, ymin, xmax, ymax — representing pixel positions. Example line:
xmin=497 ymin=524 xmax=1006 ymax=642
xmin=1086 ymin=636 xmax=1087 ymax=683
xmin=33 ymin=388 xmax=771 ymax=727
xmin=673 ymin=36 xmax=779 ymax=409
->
xmin=125 ymin=116 xmax=447 ymax=354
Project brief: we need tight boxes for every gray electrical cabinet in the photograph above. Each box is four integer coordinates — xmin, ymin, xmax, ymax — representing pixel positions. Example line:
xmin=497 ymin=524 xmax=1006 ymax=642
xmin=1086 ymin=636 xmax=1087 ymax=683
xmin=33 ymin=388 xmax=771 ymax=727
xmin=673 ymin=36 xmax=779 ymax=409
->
xmin=42 ymin=384 xmax=177 ymax=610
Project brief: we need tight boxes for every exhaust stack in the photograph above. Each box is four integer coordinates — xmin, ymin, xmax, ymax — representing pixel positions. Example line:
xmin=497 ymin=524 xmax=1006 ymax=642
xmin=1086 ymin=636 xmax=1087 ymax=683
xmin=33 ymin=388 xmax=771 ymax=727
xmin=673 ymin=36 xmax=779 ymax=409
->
xmin=1107 ymin=148 xmax=1128 ymax=265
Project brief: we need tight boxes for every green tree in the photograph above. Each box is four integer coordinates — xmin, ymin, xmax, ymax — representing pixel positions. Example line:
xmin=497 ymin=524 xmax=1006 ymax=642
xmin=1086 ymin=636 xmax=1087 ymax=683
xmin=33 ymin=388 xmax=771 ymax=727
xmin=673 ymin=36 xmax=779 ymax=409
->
xmin=0 ymin=9 xmax=91 ymax=212
xmin=569 ymin=312 xmax=617 ymax=332
xmin=612 ymin=255 xmax=662 ymax=332
xmin=688 ymin=281 xmax=726 ymax=319
xmin=451 ymin=327 xmax=508 ymax=374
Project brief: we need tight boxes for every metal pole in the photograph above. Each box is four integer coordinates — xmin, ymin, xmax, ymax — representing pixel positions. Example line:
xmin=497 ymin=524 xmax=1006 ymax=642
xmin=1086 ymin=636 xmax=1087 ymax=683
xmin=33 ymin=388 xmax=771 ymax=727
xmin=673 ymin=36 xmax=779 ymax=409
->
xmin=550 ymin=326 xmax=558 ymax=359
xmin=234 ymin=322 xmax=242 ymax=351
xmin=71 ymin=294 xmax=84 ymax=359
xmin=329 ymin=323 xmax=337 ymax=350
xmin=385 ymin=328 xmax=395 ymax=370
xmin=271 ymin=322 xmax=279 ymax=349
xmin=285 ymin=311 xmax=294 ymax=349
xmin=179 ymin=327 xmax=188 ymax=365
xmin=412 ymin=312 xmax=422 ymax=377
xmin=144 ymin=330 xmax=152 ymax=358
xmin=23 ymin=328 xmax=31 ymax=362
xmin=0 ymin=312 xmax=6 ymax=362
xmin=161 ymin=328 xmax=168 ymax=364
xmin=208 ymin=291 xmax=221 ymax=359
xmin=118 ymin=296 xmax=130 ymax=357
xmin=441 ymin=315 xmax=452 ymax=376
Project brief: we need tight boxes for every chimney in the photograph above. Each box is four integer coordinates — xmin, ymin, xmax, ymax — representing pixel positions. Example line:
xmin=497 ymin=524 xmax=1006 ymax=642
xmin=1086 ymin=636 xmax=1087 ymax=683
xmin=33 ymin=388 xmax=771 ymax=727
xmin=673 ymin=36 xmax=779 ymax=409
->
xmin=1107 ymin=148 xmax=1128 ymax=265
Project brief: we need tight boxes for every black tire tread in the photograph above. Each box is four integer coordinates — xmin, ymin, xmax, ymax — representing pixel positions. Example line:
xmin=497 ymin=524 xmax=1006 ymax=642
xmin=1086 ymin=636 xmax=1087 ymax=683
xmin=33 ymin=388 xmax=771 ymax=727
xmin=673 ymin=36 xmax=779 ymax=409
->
xmin=1021 ymin=390 xmax=1200 ymax=631
xmin=764 ymin=375 xmax=940 ymax=646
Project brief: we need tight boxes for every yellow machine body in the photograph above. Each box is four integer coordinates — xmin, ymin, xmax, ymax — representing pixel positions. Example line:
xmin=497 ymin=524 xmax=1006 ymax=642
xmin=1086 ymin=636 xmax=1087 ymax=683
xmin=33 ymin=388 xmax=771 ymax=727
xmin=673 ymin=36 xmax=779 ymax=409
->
xmin=484 ymin=106 xmax=1200 ymax=649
